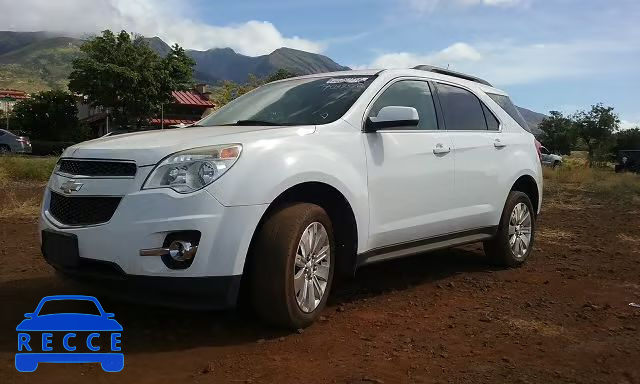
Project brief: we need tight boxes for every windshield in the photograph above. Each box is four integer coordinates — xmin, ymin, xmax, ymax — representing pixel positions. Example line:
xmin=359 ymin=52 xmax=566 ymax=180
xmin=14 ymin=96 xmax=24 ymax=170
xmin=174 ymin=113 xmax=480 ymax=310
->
xmin=199 ymin=75 xmax=376 ymax=127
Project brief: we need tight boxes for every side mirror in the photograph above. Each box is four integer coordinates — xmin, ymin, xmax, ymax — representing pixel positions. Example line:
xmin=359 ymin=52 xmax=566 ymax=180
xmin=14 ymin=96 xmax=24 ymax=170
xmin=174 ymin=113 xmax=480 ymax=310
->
xmin=365 ymin=106 xmax=420 ymax=132
xmin=105 ymin=313 xmax=115 ymax=318
xmin=24 ymin=313 xmax=33 ymax=319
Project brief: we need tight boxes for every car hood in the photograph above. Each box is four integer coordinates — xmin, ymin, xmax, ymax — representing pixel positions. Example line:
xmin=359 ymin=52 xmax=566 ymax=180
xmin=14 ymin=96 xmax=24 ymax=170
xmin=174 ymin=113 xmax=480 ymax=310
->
xmin=62 ymin=125 xmax=297 ymax=166
xmin=16 ymin=314 xmax=123 ymax=331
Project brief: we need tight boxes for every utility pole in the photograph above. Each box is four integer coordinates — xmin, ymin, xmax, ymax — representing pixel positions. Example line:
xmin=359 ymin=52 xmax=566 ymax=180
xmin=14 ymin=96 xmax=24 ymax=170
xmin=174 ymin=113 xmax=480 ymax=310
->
xmin=161 ymin=104 xmax=164 ymax=130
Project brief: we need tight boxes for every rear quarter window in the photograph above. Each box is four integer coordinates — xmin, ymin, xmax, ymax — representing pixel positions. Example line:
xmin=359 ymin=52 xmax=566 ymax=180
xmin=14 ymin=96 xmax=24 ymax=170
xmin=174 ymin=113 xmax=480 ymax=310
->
xmin=487 ymin=93 xmax=530 ymax=132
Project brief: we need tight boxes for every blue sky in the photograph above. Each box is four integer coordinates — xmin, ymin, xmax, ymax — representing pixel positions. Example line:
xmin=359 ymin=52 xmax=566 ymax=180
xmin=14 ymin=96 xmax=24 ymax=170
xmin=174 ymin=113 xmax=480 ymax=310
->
xmin=1 ymin=0 xmax=639 ymax=126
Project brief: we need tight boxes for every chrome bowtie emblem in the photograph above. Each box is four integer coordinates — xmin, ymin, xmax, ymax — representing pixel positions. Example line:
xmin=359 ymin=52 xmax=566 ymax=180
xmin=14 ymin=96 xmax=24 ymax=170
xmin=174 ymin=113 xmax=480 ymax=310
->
xmin=60 ymin=180 xmax=84 ymax=194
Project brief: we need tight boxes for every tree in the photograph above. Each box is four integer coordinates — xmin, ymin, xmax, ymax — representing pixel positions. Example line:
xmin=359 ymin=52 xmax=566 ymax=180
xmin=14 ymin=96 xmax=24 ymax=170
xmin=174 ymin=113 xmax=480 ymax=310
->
xmin=613 ymin=127 xmax=640 ymax=152
xmin=538 ymin=111 xmax=574 ymax=155
xmin=69 ymin=30 xmax=195 ymax=128
xmin=571 ymin=104 xmax=619 ymax=165
xmin=265 ymin=69 xmax=298 ymax=83
xmin=210 ymin=69 xmax=299 ymax=108
xmin=162 ymin=44 xmax=196 ymax=92
xmin=10 ymin=90 xmax=83 ymax=141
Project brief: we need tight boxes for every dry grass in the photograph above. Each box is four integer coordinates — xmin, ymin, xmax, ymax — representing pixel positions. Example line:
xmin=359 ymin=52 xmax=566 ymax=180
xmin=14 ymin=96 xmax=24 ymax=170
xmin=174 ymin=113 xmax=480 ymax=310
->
xmin=0 ymin=156 xmax=58 ymax=183
xmin=507 ymin=318 xmax=568 ymax=338
xmin=0 ymin=190 xmax=41 ymax=219
xmin=544 ymin=153 xmax=640 ymax=204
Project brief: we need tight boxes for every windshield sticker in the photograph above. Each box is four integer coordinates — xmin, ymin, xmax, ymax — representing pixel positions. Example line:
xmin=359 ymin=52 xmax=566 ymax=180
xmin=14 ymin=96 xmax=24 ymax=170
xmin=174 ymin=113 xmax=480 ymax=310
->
xmin=326 ymin=77 xmax=370 ymax=84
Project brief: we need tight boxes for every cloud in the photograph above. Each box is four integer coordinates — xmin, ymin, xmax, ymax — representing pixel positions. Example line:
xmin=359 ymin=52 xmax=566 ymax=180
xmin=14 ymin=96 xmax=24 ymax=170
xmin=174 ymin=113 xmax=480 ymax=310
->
xmin=620 ymin=120 xmax=640 ymax=130
xmin=364 ymin=39 xmax=639 ymax=86
xmin=0 ymin=0 xmax=325 ymax=56
xmin=371 ymin=43 xmax=482 ymax=69
xmin=406 ymin=0 xmax=528 ymax=13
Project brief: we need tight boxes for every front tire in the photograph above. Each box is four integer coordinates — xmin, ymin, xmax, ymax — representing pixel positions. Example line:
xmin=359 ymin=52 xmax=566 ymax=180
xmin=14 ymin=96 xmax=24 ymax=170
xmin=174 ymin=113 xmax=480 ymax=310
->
xmin=250 ymin=203 xmax=335 ymax=328
xmin=484 ymin=191 xmax=536 ymax=268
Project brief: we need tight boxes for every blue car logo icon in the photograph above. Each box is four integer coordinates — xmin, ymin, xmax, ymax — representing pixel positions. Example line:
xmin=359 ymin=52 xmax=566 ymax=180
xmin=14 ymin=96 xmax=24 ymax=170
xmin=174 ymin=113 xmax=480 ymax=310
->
xmin=15 ymin=295 xmax=123 ymax=372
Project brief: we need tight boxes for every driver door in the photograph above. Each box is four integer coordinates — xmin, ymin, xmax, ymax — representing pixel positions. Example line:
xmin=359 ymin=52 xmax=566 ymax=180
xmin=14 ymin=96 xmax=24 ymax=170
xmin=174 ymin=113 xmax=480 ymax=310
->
xmin=363 ymin=79 xmax=455 ymax=249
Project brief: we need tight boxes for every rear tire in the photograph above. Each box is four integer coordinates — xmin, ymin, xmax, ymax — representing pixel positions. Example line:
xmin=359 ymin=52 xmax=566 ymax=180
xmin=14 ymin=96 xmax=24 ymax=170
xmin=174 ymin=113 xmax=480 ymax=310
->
xmin=250 ymin=203 xmax=335 ymax=329
xmin=0 ymin=145 xmax=10 ymax=155
xmin=553 ymin=161 xmax=560 ymax=168
xmin=484 ymin=191 xmax=536 ymax=268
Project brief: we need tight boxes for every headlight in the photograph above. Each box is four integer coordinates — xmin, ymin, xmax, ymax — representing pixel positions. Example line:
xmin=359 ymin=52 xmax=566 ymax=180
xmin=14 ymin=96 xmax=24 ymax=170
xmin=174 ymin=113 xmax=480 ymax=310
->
xmin=142 ymin=144 xmax=242 ymax=193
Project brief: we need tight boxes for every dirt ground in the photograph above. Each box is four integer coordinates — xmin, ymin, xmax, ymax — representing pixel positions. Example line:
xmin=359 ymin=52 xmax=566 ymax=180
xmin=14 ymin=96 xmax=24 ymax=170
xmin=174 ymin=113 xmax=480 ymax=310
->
xmin=1 ymin=183 xmax=639 ymax=384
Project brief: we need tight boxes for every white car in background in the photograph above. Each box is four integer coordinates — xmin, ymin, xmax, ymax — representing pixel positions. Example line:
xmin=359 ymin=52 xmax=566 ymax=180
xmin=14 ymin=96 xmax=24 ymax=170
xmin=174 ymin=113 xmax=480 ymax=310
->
xmin=0 ymin=129 xmax=31 ymax=154
xmin=40 ymin=66 xmax=543 ymax=328
xmin=540 ymin=146 xmax=563 ymax=167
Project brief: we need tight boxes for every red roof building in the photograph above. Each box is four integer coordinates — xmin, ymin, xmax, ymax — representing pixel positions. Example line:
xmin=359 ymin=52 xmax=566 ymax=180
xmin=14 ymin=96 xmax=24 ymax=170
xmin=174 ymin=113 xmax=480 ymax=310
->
xmin=171 ymin=90 xmax=215 ymax=107
xmin=0 ymin=89 xmax=29 ymax=113
xmin=79 ymin=85 xmax=216 ymax=137
xmin=150 ymin=87 xmax=215 ymax=128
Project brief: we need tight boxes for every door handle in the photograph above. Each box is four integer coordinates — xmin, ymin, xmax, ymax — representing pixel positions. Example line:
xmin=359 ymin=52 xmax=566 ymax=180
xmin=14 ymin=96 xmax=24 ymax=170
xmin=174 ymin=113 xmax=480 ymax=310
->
xmin=494 ymin=139 xmax=507 ymax=148
xmin=433 ymin=143 xmax=451 ymax=155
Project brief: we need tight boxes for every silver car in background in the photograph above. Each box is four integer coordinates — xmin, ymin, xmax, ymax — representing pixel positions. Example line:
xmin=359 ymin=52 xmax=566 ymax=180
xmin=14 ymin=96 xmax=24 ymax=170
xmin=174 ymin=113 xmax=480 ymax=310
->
xmin=0 ymin=129 xmax=32 ymax=154
xmin=540 ymin=146 xmax=562 ymax=168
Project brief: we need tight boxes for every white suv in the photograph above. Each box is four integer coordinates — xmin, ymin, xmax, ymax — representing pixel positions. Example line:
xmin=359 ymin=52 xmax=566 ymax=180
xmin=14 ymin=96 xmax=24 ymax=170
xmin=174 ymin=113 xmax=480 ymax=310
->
xmin=40 ymin=66 xmax=542 ymax=328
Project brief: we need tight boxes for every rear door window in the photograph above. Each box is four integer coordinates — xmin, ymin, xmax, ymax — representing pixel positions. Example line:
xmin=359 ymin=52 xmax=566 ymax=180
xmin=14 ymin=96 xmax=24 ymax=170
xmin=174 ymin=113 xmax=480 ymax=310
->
xmin=436 ymin=83 xmax=488 ymax=131
xmin=482 ymin=104 xmax=500 ymax=131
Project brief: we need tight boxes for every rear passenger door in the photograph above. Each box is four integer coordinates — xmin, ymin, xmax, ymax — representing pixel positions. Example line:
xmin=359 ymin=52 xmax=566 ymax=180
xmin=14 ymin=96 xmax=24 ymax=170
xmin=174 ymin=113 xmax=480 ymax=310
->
xmin=434 ymin=82 xmax=504 ymax=232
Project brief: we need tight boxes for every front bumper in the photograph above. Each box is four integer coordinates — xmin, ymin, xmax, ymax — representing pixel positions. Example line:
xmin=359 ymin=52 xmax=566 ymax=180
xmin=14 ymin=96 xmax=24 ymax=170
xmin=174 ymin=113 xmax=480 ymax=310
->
xmin=52 ymin=262 xmax=243 ymax=309
xmin=40 ymin=177 xmax=267 ymax=308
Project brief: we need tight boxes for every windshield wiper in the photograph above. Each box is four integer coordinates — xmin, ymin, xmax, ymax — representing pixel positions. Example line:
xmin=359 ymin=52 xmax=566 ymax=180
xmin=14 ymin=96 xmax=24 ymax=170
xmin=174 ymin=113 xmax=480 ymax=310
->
xmin=223 ymin=120 xmax=285 ymax=126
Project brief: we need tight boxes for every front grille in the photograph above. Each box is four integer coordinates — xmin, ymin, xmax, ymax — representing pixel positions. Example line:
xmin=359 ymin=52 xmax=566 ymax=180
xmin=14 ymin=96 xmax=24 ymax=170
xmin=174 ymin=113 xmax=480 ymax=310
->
xmin=49 ymin=192 xmax=122 ymax=226
xmin=58 ymin=159 xmax=137 ymax=177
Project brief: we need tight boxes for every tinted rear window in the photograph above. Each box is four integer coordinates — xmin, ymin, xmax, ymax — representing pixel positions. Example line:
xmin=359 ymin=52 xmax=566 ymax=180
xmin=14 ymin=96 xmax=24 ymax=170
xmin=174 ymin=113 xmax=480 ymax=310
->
xmin=487 ymin=93 xmax=530 ymax=132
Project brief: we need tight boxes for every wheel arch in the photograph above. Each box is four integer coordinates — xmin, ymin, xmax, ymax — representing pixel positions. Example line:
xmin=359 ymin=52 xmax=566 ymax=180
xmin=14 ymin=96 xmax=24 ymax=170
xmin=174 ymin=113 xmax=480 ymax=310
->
xmin=239 ymin=181 xmax=360 ymax=303
xmin=510 ymin=174 xmax=540 ymax=215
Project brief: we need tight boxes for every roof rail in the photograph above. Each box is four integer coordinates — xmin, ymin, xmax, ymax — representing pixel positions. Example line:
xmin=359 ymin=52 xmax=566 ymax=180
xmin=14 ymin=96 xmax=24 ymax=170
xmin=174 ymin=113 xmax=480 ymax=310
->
xmin=412 ymin=65 xmax=493 ymax=87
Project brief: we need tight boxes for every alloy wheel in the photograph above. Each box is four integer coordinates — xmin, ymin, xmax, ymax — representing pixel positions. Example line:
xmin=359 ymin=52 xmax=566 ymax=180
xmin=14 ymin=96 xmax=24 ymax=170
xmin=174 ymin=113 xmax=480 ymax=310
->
xmin=508 ymin=203 xmax=532 ymax=258
xmin=294 ymin=222 xmax=331 ymax=313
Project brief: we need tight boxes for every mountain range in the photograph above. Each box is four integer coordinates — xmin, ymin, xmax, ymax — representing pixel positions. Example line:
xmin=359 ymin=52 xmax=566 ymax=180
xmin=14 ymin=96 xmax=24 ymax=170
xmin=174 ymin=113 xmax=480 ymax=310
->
xmin=0 ymin=31 xmax=545 ymax=132
xmin=0 ymin=31 xmax=348 ymax=91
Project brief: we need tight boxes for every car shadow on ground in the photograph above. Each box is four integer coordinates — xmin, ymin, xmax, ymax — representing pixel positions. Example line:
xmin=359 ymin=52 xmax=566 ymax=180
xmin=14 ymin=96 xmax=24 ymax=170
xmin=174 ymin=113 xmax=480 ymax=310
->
xmin=0 ymin=245 xmax=496 ymax=354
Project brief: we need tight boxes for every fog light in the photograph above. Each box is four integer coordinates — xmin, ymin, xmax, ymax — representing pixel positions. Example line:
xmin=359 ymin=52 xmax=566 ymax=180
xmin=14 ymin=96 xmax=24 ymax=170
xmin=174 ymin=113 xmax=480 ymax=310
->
xmin=139 ymin=231 xmax=201 ymax=270
xmin=167 ymin=240 xmax=197 ymax=261
xmin=139 ymin=241 xmax=198 ymax=260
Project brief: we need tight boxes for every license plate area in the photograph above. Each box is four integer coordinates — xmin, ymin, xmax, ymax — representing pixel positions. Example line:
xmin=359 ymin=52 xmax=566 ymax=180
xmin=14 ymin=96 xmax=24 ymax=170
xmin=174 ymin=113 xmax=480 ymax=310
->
xmin=42 ymin=230 xmax=79 ymax=268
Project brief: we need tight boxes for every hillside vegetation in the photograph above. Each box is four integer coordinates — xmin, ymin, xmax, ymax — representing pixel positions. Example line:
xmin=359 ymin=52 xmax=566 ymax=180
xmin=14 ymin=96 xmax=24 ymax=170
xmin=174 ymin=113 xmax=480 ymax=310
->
xmin=0 ymin=34 xmax=80 ymax=92
xmin=0 ymin=31 xmax=346 ymax=91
